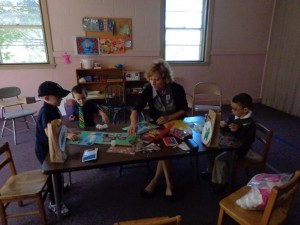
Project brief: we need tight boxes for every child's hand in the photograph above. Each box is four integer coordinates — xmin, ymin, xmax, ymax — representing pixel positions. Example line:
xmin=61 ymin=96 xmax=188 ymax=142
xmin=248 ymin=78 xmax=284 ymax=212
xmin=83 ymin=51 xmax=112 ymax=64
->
xmin=229 ymin=123 xmax=239 ymax=132
xmin=69 ymin=114 xmax=75 ymax=121
xmin=100 ymin=111 xmax=109 ymax=124
xmin=220 ymin=121 xmax=227 ymax=128
xmin=67 ymin=132 xmax=78 ymax=141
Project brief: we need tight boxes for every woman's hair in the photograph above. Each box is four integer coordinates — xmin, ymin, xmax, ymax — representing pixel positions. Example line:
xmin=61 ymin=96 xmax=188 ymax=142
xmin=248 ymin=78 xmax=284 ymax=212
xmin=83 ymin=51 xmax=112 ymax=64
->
xmin=145 ymin=59 xmax=174 ymax=83
xmin=71 ymin=84 xmax=88 ymax=97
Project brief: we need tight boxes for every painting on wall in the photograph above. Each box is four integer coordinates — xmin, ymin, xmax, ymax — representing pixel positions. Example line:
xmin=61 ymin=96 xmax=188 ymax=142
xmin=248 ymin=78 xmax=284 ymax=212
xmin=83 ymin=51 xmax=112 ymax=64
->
xmin=99 ymin=37 xmax=125 ymax=54
xmin=75 ymin=36 xmax=100 ymax=55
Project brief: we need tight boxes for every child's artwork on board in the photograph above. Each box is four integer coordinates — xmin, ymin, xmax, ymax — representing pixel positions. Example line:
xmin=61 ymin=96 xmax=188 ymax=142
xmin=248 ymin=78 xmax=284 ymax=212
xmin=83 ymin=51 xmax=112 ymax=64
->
xmin=75 ymin=36 xmax=100 ymax=55
xmin=99 ymin=38 xmax=125 ymax=54
xmin=119 ymin=24 xmax=132 ymax=48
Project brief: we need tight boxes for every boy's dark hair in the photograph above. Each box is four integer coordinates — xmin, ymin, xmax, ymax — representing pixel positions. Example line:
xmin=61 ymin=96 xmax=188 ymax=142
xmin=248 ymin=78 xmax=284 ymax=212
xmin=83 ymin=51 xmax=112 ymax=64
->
xmin=232 ymin=93 xmax=253 ymax=109
xmin=71 ymin=84 xmax=88 ymax=97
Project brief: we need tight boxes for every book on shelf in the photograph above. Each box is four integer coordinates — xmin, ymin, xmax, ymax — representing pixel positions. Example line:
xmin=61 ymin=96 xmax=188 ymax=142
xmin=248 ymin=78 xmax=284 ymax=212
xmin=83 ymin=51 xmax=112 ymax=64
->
xmin=82 ymin=148 xmax=98 ymax=162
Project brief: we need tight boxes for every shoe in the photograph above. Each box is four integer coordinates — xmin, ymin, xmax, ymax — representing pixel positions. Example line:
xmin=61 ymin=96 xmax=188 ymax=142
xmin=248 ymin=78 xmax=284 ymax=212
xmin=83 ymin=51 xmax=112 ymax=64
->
xmin=48 ymin=202 xmax=70 ymax=216
xmin=200 ymin=171 xmax=212 ymax=181
xmin=140 ymin=189 xmax=155 ymax=198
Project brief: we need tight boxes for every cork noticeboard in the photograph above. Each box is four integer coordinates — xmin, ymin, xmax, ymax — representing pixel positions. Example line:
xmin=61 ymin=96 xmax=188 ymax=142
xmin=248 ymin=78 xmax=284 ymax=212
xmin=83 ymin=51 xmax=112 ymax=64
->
xmin=83 ymin=17 xmax=132 ymax=49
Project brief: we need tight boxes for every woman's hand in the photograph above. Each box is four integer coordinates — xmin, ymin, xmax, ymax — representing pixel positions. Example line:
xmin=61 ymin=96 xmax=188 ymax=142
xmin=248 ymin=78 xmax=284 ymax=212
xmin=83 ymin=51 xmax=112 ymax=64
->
xmin=128 ymin=122 xmax=138 ymax=136
xmin=156 ymin=116 xmax=169 ymax=125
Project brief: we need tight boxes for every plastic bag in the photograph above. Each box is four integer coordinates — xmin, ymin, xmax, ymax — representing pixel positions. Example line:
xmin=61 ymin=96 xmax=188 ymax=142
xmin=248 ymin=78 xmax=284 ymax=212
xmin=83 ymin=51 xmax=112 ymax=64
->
xmin=236 ymin=173 xmax=293 ymax=210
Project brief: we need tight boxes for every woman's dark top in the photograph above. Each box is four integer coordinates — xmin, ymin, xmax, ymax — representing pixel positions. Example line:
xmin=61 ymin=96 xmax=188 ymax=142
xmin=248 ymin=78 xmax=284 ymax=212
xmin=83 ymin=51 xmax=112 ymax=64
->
xmin=134 ymin=82 xmax=189 ymax=121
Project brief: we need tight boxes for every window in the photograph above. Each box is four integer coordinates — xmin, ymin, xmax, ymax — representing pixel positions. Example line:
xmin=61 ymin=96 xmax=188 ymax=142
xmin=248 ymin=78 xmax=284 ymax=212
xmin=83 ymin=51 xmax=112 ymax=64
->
xmin=0 ymin=0 xmax=54 ymax=67
xmin=163 ymin=0 xmax=213 ymax=63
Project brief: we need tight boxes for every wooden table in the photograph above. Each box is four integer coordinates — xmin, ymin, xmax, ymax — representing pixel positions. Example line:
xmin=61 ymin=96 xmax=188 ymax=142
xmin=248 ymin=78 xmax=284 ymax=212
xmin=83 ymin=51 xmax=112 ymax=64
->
xmin=42 ymin=117 xmax=232 ymax=224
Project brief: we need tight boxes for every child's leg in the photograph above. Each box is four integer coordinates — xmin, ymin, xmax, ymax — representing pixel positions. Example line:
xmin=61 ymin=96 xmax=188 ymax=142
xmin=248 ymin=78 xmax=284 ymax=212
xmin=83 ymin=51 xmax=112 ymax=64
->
xmin=212 ymin=152 xmax=232 ymax=184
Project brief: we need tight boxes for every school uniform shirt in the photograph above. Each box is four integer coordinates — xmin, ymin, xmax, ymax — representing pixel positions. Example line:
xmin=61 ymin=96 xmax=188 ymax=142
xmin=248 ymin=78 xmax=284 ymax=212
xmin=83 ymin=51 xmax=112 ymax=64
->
xmin=35 ymin=102 xmax=62 ymax=164
xmin=134 ymin=82 xmax=189 ymax=121
xmin=72 ymin=100 xmax=99 ymax=127
xmin=221 ymin=111 xmax=256 ymax=159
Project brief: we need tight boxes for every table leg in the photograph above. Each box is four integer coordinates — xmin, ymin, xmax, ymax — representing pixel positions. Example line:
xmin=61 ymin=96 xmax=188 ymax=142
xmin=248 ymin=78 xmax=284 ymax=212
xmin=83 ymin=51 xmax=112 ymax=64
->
xmin=52 ymin=173 xmax=62 ymax=224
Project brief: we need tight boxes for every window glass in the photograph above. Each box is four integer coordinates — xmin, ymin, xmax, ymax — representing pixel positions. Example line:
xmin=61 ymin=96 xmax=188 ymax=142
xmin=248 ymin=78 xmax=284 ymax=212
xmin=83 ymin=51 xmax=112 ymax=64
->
xmin=0 ymin=0 xmax=52 ymax=65
xmin=164 ymin=0 xmax=211 ymax=63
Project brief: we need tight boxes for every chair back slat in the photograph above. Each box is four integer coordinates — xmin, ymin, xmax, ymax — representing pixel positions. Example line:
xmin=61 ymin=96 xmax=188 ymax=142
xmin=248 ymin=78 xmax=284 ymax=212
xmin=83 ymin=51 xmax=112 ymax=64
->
xmin=255 ymin=123 xmax=273 ymax=163
xmin=192 ymin=82 xmax=222 ymax=116
xmin=0 ymin=142 xmax=17 ymax=176
xmin=262 ymin=170 xmax=300 ymax=225
xmin=0 ymin=87 xmax=21 ymax=99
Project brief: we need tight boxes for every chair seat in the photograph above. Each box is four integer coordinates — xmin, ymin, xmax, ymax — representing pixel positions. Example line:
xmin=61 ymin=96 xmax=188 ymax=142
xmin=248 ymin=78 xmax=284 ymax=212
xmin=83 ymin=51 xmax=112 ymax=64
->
xmin=0 ymin=170 xmax=48 ymax=199
xmin=194 ymin=105 xmax=221 ymax=111
xmin=220 ymin=186 xmax=291 ymax=225
xmin=3 ymin=109 xmax=37 ymax=120
xmin=220 ymin=186 xmax=264 ymax=225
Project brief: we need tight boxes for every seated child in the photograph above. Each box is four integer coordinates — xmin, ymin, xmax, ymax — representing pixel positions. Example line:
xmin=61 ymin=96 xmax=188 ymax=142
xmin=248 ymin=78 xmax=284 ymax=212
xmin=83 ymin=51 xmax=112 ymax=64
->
xmin=35 ymin=81 xmax=78 ymax=216
xmin=69 ymin=84 xmax=109 ymax=127
xmin=203 ymin=93 xmax=256 ymax=193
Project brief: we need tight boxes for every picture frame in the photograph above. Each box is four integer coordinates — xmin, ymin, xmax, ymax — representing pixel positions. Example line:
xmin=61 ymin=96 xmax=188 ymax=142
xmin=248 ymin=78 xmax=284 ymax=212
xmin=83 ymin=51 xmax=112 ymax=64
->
xmin=75 ymin=36 xmax=100 ymax=55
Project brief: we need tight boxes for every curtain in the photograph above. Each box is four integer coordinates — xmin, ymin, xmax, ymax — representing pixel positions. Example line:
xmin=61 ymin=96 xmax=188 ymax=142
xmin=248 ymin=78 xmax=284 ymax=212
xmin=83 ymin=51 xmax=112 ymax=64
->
xmin=262 ymin=0 xmax=300 ymax=117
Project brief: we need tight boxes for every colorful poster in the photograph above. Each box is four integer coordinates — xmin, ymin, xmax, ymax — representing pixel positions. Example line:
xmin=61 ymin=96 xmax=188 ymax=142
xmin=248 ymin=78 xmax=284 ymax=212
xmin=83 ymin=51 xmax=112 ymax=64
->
xmin=99 ymin=38 xmax=125 ymax=54
xmin=75 ymin=36 xmax=100 ymax=55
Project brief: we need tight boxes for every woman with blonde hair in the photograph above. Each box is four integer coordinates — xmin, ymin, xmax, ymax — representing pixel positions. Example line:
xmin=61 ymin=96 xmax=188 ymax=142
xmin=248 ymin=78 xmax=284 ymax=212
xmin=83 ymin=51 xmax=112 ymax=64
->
xmin=128 ymin=59 xmax=189 ymax=200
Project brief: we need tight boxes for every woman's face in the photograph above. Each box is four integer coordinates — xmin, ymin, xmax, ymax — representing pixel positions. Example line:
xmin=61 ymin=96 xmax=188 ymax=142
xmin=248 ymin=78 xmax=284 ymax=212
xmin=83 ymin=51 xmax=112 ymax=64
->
xmin=149 ymin=72 xmax=166 ymax=92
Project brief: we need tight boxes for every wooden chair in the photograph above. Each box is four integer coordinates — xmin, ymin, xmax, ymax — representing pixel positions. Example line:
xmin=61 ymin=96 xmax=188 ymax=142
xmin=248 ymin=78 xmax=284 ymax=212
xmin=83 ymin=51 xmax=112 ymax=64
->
xmin=104 ymin=83 xmax=126 ymax=120
xmin=217 ymin=170 xmax=300 ymax=225
xmin=192 ymin=82 xmax=222 ymax=116
xmin=0 ymin=142 xmax=49 ymax=225
xmin=232 ymin=122 xmax=273 ymax=182
xmin=113 ymin=106 xmax=146 ymax=125
xmin=0 ymin=87 xmax=37 ymax=145
xmin=114 ymin=215 xmax=182 ymax=225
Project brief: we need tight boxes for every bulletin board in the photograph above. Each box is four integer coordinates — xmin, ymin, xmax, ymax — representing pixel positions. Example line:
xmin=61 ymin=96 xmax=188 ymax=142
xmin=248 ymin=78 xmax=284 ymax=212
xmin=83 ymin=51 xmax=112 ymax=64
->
xmin=83 ymin=17 xmax=132 ymax=49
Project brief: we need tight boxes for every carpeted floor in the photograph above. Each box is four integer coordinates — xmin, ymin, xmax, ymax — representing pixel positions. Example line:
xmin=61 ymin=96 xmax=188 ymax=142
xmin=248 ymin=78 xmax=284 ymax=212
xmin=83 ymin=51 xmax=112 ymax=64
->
xmin=0 ymin=103 xmax=299 ymax=225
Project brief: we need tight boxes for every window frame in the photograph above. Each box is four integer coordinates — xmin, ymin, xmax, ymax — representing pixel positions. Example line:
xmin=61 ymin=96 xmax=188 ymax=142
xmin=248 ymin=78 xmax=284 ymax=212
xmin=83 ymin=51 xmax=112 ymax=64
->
xmin=161 ymin=0 xmax=214 ymax=65
xmin=0 ymin=0 xmax=55 ymax=69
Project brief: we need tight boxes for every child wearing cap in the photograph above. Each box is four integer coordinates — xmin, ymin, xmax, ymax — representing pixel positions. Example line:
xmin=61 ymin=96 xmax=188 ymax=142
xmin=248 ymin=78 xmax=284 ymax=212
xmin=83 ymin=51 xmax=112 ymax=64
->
xmin=69 ymin=84 xmax=109 ymax=128
xmin=35 ymin=81 xmax=78 ymax=216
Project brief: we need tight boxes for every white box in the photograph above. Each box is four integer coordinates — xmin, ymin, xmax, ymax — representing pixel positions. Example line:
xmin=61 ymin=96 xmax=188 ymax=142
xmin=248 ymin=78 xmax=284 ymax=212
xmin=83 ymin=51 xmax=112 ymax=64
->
xmin=125 ymin=71 xmax=140 ymax=81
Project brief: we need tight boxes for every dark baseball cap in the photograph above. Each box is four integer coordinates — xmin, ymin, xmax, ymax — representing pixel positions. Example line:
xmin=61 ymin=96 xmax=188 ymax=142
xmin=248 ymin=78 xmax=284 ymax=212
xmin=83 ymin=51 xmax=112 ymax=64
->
xmin=38 ymin=81 xmax=70 ymax=98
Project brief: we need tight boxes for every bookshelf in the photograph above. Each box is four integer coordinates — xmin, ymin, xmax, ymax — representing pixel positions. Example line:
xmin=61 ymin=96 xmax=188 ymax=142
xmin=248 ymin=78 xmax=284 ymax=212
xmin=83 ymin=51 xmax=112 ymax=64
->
xmin=76 ymin=68 xmax=124 ymax=101
xmin=76 ymin=68 xmax=148 ymax=104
